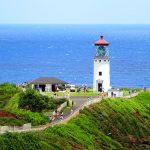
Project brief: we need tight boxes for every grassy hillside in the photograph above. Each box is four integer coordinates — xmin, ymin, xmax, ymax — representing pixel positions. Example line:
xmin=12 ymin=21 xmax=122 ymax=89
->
xmin=0 ymin=92 xmax=150 ymax=150
xmin=0 ymin=83 xmax=19 ymax=108
xmin=81 ymin=92 xmax=150 ymax=149
xmin=0 ymin=83 xmax=66 ymax=126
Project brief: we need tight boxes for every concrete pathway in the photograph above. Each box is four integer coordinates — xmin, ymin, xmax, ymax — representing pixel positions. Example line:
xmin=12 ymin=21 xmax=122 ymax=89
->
xmin=8 ymin=96 xmax=100 ymax=133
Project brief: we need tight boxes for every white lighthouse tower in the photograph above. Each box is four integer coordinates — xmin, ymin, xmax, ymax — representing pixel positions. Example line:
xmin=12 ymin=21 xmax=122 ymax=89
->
xmin=93 ymin=36 xmax=111 ymax=92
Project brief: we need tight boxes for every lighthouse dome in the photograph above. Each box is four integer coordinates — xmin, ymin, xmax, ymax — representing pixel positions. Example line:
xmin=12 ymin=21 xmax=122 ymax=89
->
xmin=95 ymin=36 xmax=109 ymax=46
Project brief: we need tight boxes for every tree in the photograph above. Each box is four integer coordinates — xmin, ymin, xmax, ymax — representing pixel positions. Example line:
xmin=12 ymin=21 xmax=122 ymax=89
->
xmin=19 ymin=89 xmax=49 ymax=112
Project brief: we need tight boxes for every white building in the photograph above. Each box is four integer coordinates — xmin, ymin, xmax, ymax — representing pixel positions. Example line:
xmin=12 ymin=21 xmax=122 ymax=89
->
xmin=93 ymin=36 xmax=111 ymax=92
xmin=30 ymin=77 xmax=68 ymax=92
xmin=108 ymin=89 xmax=123 ymax=98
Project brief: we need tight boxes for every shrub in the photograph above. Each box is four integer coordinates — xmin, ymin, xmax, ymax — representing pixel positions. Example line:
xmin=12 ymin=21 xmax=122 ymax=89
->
xmin=0 ymin=83 xmax=19 ymax=96
xmin=58 ymin=84 xmax=65 ymax=91
xmin=50 ymin=98 xmax=67 ymax=105
xmin=47 ymin=98 xmax=67 ymax=110
xmin=19 ymin=89 xmax=49 ymax=112
xmin=6 ymin=95 xmax=49 ymax=126
xmin=5 ymin=91 xmax=67 ymax=126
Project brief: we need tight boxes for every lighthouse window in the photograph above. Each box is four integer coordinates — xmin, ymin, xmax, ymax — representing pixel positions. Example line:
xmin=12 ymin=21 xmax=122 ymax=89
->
xmin=99 ymin=72 xmax=102 ymax=76
xmin=104 ymin=60 xmax=106 ymax=62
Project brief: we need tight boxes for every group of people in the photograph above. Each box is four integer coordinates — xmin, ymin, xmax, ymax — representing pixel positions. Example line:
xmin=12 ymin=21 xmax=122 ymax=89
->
xmin=49 ymin=100 xmax=74 ymax=122
xmin=129 ymin=89 xmax=136 ymax=95
xmin=77 ymin=84 xmax=88 ymax=93
xmin=49 ymin=110 xmax=64 ymax=122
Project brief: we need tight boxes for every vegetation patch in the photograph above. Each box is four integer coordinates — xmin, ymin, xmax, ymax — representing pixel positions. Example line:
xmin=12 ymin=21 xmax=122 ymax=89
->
xmin=0 ymin=83 xmax=67 ymax=126
xmin=0 ymin=110 xmax=17 ymax=118
xmin=19 ymin=89 xmax=50 ymax=112
xmin=0 ymin=83 xmax=19 ymax=108
xmin=45 ymin=87 xmax=99 ymax=97
xmin=80 ymin=92 xmax=150 ymax=149
xmin=0 ymin=117 xmax=25 ymax=126
xmin=1 ymin=92 xmax=149 ymax=149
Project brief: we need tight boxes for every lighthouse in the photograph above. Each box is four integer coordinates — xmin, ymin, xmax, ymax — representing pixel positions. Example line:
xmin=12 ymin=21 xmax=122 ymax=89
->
xmin=93 ymin=36 xmax=111 ymax=92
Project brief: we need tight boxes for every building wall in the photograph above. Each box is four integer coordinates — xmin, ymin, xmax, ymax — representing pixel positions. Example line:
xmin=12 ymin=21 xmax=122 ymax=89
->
xmin=108 ymin=90 xmax=123 ymax=97
xmin=93 ymin=58 xmax=110 ymax=92
xmin=31 ymin=84 xmax=52 ymax=92
xmin=45 ymin=84 xmax=52 ymax=92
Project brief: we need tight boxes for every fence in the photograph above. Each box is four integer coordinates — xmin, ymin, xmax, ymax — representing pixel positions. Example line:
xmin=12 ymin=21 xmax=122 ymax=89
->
xmin=61 ymin=98 xmax=101 ymax=124
xmin=0 ymin=123 xmax=31 ymax=134
xmin=57 ymin=101 xmax=67 ymax=112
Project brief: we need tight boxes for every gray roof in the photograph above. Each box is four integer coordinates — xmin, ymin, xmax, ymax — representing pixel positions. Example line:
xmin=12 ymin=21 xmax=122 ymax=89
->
xmin=30 ymin=77 xmax=68 ymax=84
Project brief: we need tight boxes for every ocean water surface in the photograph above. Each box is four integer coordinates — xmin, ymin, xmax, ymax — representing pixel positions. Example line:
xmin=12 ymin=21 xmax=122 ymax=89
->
xmin=0 ymin=24 xmax=150 ymax=87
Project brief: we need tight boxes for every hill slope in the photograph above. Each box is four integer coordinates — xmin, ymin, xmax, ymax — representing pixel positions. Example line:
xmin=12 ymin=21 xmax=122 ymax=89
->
xmin=0 ymin=92 xmax=150 ymax=150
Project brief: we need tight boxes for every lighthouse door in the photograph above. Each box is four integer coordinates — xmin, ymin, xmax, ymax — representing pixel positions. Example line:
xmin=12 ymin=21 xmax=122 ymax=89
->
xmin=98 ymin=83 xmax=103 ymax=92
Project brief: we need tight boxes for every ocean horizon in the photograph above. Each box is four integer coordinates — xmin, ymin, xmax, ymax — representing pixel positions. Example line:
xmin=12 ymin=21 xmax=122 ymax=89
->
xmin=0 ymin=24 xmax=150 ymax=88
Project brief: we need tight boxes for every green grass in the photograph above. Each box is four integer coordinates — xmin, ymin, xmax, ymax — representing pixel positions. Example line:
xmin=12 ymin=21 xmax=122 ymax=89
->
xmin=5 ymin=94 xmax=49 ymax=126
xmin=45 ymin=88 xmax=99 ymax=97
xmin=60 ymin=100 xmax=73 ymax=113
xmin=0 ymin=83 xmax=19 ymax=108
xmin=81 ymin=92 xmax=150 ymax=149
xmin=120 ymin=88 xmax=143 ymax=96
xmin=0 ymin=117 xmax=25 ymax=126
xmin=0 ymin=83 xmax=67 ymax=126
xmin=0 ymin=92 xmax=149 ymax=149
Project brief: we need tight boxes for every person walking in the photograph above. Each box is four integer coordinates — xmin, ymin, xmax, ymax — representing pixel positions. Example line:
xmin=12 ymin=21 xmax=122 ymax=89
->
xmin=49 ymin=116 xmax=52 ymax=122
xmin=67 ymin=91 xmax=70 ymax=99
xmin=72 ymin=100 xmax=74 ymax=107
xmin=70 ymin=108 xmax=73 ymax=114
xmin=60 ymin=112 xmax=64 ymax=120
xmin=101 ymin=91 xmax=105 ymax=100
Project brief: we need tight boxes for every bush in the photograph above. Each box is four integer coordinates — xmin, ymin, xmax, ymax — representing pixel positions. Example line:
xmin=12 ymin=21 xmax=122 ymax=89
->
xmin=47 ymin=98 xmax=67 ymax=110
xmin=50 ymin=98 xmax=67 ymax=105
xmin=5 ymin=91 xmax=67 ymax=126
xmin=19 ymin=89 xmax=49 ymax=112
xmin=58 ymin=84 xmax=65 ymax=91
xmin=0 ymin=83 xmax=19 ymax=96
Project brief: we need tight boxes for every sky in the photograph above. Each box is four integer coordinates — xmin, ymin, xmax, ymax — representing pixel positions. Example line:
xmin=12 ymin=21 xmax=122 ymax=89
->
xmin=0 ymin=0 xmax=150 ymax=24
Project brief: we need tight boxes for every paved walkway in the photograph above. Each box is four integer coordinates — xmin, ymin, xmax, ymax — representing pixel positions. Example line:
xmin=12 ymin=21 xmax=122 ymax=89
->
xmin=9 ymin=96 xmax=100 ymax=133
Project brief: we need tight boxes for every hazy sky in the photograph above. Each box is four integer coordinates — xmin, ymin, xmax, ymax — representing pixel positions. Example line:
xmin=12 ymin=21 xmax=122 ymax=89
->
xmin=0 ymin=0 xmax=150 ymax=24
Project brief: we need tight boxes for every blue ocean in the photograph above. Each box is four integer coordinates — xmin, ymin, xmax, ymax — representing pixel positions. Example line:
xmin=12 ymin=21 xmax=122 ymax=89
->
xmin=0 ymin=25 xmax=150 ymax=88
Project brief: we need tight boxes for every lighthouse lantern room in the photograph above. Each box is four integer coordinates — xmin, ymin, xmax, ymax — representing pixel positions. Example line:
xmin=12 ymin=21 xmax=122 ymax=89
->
xmin=93 ymin=36 xmax=111 ymax=92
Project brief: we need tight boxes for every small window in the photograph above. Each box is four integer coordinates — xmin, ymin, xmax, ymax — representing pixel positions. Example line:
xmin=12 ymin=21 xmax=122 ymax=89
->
xmin=104 ymin=60 xmax=106 ymax=62
xmin=99 ymin=72 xmax=102 ymax=76
xmin=95 ymin=60 xmax=97 ymax=62
xmin=99 ymin=60 xmax=101 ymax=62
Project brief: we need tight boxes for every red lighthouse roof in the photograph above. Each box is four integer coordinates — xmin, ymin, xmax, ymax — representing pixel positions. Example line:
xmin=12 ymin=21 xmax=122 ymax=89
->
xmin=95 ymin=36 xmax=109 ymax=46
